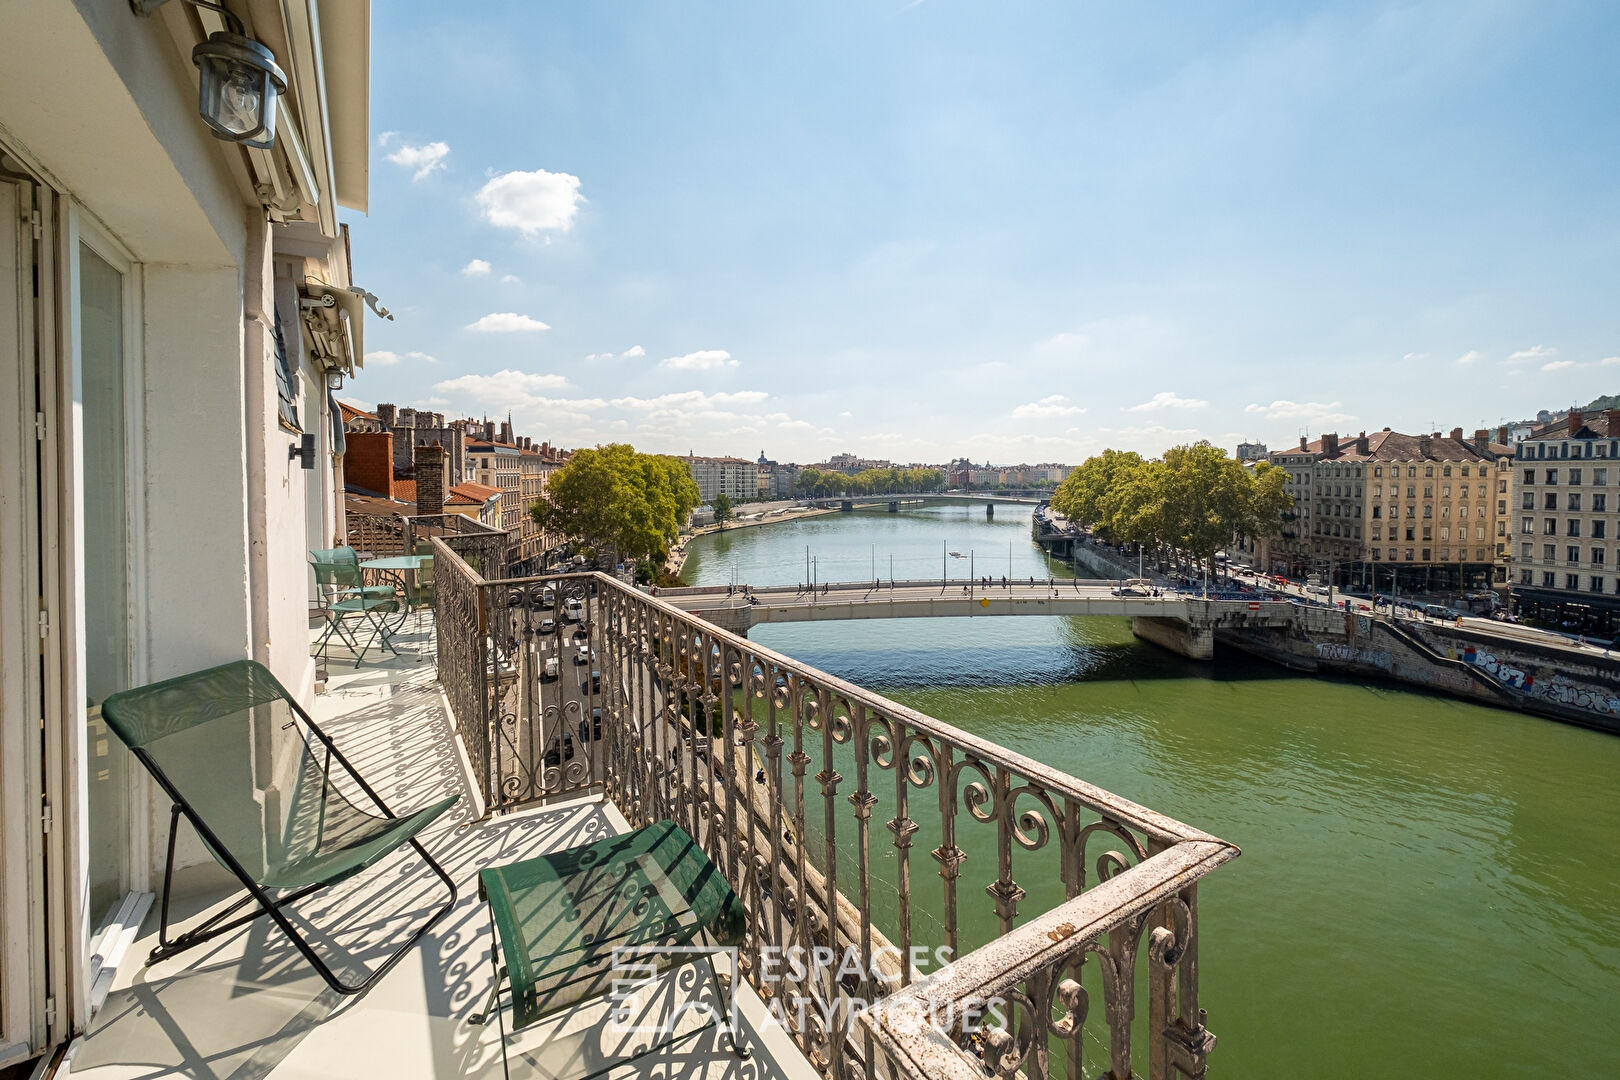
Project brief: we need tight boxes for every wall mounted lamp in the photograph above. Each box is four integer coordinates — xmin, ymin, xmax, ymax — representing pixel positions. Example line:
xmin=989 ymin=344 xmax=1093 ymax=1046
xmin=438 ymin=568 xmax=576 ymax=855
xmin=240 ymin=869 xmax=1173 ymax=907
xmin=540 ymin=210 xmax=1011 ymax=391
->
xmin=132 ymin=0 xmax=286 ymax=150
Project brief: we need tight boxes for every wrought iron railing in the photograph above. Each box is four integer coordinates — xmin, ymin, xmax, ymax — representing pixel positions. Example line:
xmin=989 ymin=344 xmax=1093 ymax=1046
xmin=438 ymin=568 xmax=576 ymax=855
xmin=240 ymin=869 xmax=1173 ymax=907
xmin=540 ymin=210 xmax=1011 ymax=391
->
xmin=430 ymin=548 xmax=1238 ymax=1079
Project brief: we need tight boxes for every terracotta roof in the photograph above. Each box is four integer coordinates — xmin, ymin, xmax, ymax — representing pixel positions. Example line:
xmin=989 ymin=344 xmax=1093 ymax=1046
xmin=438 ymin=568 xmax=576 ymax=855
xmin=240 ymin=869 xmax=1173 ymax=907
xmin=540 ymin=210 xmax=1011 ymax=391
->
xmin=393 ymin=480 xmax=416 ymax=504
xmin=345 ymin=493 xmax=410 ymax=517
xmin=339 ymin=401 xmax=379 ymax=423
xmin=448 ymin=482 xmax=501 ymax=504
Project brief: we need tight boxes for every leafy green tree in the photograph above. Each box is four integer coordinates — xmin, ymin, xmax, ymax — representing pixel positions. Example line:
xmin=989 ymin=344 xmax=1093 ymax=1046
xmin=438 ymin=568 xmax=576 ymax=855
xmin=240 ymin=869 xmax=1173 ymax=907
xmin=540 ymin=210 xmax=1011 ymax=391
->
xmin=713 ymin=492 xmax=733 ymax=527
xmin=530 ymin=444 xmax=700 ymax=564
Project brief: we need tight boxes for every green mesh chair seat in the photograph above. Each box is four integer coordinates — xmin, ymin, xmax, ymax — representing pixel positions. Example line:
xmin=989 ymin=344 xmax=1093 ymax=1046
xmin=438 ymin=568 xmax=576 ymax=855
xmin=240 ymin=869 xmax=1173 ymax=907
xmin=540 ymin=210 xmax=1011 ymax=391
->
xmin=477 ymin=820 xmax=745 ymax=1032
xmin=99 ymin=659 xmax=459 ymax=995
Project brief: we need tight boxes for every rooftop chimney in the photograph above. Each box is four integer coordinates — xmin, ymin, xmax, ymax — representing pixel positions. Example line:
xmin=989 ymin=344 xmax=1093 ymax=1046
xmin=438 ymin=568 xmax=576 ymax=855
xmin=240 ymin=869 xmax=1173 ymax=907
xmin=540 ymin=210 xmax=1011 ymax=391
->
xmin=1473 ymin=429 xmax=1490 ymax=454
xmin=1356 ymin=432 xmax=1369 ymax=455
xmin=375 ymin=403 xmax=396 ymax=428
xmin=1419 ymin=434 xmax=1433 ymax=458
xmin=1322 ymin=432 xmax=1339 ymax=456
xmin=414 ymin=442 xmax=447 ymax=517
xmin=1497 ymin=425 xmax=1509 ymax=445
xmin=1299 ymin=436 xmax=1308 ymax=450
xmin=1568 ymin=409 xmax=1584 ymax=434
xmin=345 ymin=431 xmax=394 ymax=499
xmin=1606 ymin=410 xmax=1620 ymax=436
xmin=1449 ymin=427 xmax=1464 ymax=441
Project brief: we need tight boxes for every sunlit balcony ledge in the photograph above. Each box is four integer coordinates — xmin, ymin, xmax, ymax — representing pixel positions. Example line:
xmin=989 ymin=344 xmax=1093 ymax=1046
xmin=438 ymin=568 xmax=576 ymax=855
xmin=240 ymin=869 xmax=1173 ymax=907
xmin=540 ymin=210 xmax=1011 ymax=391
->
xmin=66 ymin=637 xmax=816 ymax=1080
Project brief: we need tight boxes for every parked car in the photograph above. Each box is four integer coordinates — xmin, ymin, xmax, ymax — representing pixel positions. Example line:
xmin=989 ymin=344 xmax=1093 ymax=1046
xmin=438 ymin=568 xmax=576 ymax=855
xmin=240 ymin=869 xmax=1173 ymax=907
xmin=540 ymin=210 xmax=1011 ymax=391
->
xmin=579 ymin=708 xmax=603 ymax=742
xmin=539 ymin=617 xmax=556 ymax=634
xmin=542 ymin=732 xmax=575 ymax=768
xmin=540 ymin=588 xmax=555 ymax=609
xmin=584 ymin=668 xmax=601 ymax=693
xmin=564 ymin=596 xmax=585 ymax=622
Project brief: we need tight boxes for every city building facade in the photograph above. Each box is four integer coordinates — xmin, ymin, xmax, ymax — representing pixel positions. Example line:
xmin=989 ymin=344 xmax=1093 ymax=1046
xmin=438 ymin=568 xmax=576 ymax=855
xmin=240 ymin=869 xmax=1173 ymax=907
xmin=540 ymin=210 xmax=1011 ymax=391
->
xmin=1509 ymin=409 xmax=1620 ymax=633
xmin=686 ymin=454 xmax=757 ymax=504
xmin=1244 ymin=428 xmax=1513 ymax=593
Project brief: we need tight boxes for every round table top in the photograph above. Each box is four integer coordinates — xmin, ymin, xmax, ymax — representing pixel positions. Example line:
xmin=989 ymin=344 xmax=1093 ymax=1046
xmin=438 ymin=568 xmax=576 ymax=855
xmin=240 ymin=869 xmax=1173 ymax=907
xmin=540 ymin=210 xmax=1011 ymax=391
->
xmin=361 ymin=554 xmax=433 ymax=570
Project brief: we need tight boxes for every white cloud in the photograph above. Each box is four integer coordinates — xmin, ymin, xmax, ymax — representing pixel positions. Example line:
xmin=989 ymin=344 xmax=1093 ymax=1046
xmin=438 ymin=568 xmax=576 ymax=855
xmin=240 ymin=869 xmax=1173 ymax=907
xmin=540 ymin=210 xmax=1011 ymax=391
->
xmin=1506 ymin=345 xmax=1555 ymax=364
xmin=1602 ymin=356 xmax=1620 ymax=367
xmin=660 ymin=349 xmax=736 ymax=371
xmin=1244 ymin=400 xmax=1357 ymax=425
xmin=1542 ymin=360 xmax=1578 ymax=372
xmin=611 ymin=390 xmax=767 ymax=410
xmin=386 ymin=140 xmax=450 ymax=181
xmin=1455 ymin=350 xmax=1484 ymax=366
xmin=476 ymin=169 xmax=584 ymax=235
xmin=364 ymin=350 xmax=402 ymax=366
xmin=622 ymin=345 xmax=646 ymax=359
xmin=434 ymin=370 xmax=575 ymax=400
xmin=1010 ymin=394 xmax=1086 ymax=419
xmin=1127 ymin=391 xmax=1208 ymax=412
xmin=501 ymin=274 xmax=521 ymax=284
xmin=406 ymin=351 xmax=437 ymax=364
xmin=838 ymin=410 xmax=853 ymax=418
xmin=461 ymin=259 xmax=491 ymax=277
xmin=1403 ymin=352 xmax=1429 ymax=362
xmin=584 ymin=352 xmax=614 ymax=363
xmin=377 ymin=131 xmax=397 ymax=147
xmin=466 ymin=312 xmax=550 ymax=333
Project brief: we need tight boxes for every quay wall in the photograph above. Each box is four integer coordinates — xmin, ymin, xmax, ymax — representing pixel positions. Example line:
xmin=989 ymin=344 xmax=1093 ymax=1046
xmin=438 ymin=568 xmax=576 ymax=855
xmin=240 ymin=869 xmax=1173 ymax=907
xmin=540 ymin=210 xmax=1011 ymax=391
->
xmin=1220 ymin=614 xmax=1620 ymax=735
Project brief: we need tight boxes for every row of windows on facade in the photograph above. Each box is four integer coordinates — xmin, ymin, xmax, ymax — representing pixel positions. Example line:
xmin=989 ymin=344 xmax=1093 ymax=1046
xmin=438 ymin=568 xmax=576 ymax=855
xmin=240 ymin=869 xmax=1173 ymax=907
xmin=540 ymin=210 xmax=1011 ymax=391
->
xmin=1288 ymin=461 xmax=1506 ymax=481
xmin=1519 ymin=518 xmax=1610 ymax=538
xmin=1521 ymin=542 xmax=1614 ymax=566
xmin=1521 ymin=467 xmax=1610 ymax=485
xmin=1319 ymin=523 xmax=1500 ymax=541
xmin=1518 ymin=441 xmax=1620 ymax=460
xmin=1520 ymin=570 xmax=1617 ymax=593
xmin=1522 ymin=492 xmax=1609 ymax=511
xmin=1368 ymin=548 xmax=1493 ymax=562
xmin=1369 ymin=504 xmax=1495 ymax=519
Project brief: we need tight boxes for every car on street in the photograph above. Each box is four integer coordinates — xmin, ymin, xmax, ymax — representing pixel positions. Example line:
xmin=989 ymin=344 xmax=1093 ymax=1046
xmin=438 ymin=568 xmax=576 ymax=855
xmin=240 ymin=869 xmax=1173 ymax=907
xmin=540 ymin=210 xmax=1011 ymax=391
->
xmin=1305 ymin=583 xmax=1330 ymax=595
xmin=543 ymin=656 xmax=559 ymax=680
xmin=576 ymin=643 xmax=590 ymax=664
xmin=540 ymin=617 xmax=555 ymax=634
xmin=564 ymin=596 xmax=585 ymax=622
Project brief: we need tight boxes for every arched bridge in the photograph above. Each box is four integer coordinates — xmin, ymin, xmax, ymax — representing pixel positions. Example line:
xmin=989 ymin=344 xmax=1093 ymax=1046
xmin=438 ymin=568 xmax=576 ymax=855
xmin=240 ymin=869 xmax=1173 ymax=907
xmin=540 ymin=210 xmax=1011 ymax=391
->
xmin=660 ymin=579 xmax=1307 ymax=659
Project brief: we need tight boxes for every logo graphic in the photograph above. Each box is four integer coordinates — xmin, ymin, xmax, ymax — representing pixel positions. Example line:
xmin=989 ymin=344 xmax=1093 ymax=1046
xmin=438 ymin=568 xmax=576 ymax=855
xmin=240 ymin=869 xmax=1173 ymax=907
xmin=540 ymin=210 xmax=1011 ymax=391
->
xmin=610 ymin=946 xmax=739 ymax=1040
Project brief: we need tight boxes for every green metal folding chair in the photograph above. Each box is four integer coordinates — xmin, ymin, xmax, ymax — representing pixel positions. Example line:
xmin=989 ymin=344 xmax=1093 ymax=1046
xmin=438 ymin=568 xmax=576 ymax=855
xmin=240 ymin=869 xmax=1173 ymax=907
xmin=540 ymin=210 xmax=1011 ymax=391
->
xmin=100 ymin=660 xmax=459 ymax=994
xmin=470 ymin=820 xmax=749 ymax=1077
xmin=310 ymin=548 xmax=400 ymax=666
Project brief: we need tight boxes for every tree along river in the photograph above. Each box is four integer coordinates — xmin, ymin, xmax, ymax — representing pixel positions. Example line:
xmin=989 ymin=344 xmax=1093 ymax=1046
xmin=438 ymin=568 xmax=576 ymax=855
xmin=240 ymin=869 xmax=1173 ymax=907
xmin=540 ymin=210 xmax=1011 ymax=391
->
xmin=682 ymin=504 xmax=1620 ymax=1078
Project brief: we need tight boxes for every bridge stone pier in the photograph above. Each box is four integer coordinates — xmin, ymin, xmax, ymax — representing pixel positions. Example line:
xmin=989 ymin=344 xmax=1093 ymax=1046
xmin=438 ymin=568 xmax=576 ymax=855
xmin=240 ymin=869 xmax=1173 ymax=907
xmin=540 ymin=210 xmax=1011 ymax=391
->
xmin=1130 ymin=615 xmax=1214 ymax=660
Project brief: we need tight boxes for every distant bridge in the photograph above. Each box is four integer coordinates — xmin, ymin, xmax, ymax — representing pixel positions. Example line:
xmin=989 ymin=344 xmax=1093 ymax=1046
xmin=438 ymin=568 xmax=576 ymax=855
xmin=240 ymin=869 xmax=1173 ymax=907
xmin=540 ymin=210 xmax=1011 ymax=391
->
xmin=799 ymin=491 xmax=1050 ymax=516
xmin=662 ymin=579 xmax=1306 ymax=659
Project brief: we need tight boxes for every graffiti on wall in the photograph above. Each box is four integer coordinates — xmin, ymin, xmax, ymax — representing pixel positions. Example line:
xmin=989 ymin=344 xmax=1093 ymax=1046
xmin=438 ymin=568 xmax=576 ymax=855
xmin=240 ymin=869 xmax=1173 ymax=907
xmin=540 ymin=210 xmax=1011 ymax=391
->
xmin=1316 ymin=642 xmax=1392 ymax=668
xmin=1461 ymin=644 xmax=1620 ymax=717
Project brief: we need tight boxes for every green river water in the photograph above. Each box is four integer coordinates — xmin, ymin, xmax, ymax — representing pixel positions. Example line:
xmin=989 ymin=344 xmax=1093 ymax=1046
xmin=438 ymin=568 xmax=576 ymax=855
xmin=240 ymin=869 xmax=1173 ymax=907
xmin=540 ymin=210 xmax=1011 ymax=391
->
xmin=681 ymin=504 xmax=1620 ymax=1078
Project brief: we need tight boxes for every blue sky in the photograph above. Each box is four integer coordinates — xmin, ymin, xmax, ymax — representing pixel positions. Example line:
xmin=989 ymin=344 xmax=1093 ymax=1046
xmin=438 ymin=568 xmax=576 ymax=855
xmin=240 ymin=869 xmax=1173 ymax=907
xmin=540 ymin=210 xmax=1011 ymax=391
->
xmin=345 ymin=0 xmax=1620 ymax=465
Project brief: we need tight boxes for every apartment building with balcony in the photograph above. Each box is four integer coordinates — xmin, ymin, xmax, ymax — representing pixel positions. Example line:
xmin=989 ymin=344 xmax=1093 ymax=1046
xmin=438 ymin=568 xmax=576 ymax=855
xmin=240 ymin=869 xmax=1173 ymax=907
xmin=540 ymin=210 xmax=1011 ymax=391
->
xmin=1509 ymin=409 xmax=1620 ymax=634
xmin=0 ymin=0 xmax=372 ymax=1064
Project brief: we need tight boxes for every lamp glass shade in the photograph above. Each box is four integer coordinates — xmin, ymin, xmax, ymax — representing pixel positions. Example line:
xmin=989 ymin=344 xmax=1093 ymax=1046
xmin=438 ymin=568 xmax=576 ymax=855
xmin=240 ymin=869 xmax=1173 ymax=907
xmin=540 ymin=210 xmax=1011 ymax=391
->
xmin=192 ymin=32 xmax=286 ymax=150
